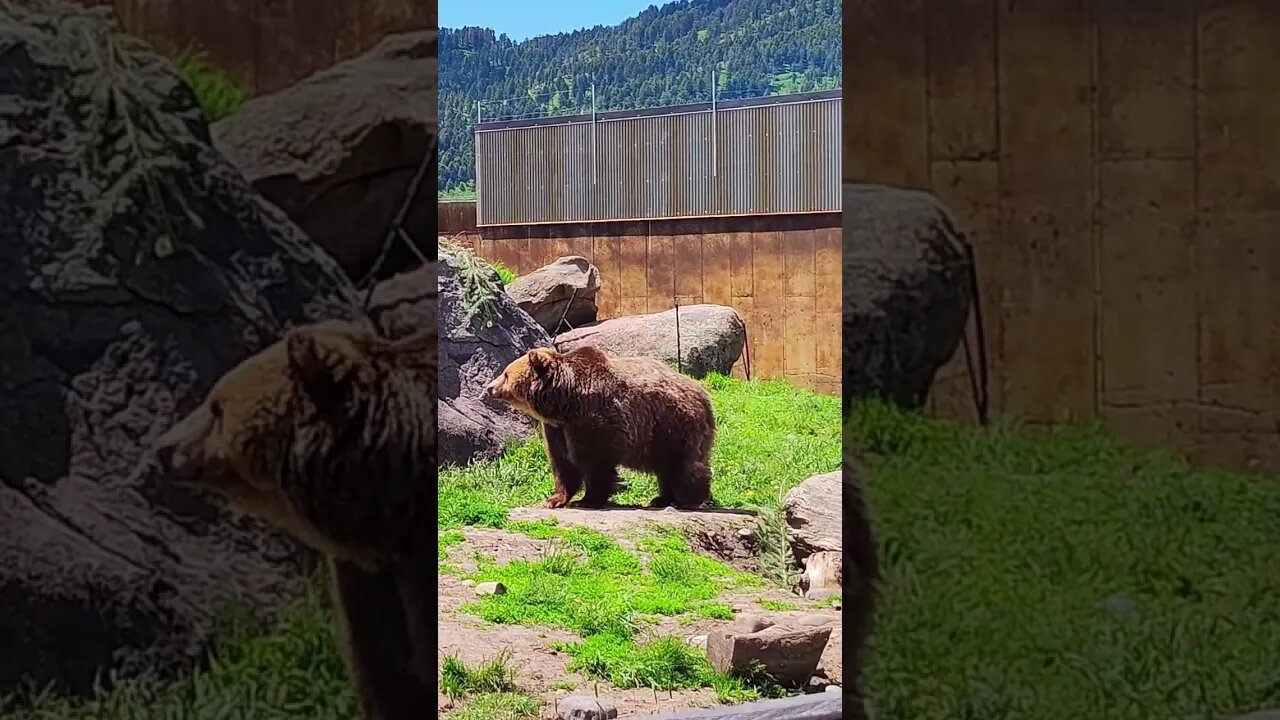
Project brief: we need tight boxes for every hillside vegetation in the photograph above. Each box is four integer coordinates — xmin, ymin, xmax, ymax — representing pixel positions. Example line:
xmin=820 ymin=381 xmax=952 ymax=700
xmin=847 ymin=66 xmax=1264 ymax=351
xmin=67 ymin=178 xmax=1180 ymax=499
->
xmin=439 ymin=0 xmax=841 ymax=194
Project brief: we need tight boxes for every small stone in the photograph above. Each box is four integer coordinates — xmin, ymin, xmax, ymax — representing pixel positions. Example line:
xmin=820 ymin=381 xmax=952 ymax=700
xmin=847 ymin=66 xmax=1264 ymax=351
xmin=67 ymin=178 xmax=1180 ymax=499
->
xmin=475 ymin=581 xmax=506 ymax=596
xmin=737 ymin=527 xmax=754 ymax=537
xmin=557 ymin=694 xmax=618 ymax=720
xmin=461 ymin=579 xmax=475 ymax=587
xmin=686 ymin=634 xmax=708 ymax=651
xmin=1100 ymin=594 xmax=1136 ymax=618
xmin=824 ymin=684 xmax=841 ymax=694
xmin=731 ymin=613 xmax=774 ymax=633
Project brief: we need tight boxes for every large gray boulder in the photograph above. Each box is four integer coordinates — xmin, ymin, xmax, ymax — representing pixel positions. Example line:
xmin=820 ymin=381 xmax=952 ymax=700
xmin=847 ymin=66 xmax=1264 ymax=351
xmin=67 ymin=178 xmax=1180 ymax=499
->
xmin=437 ymin=242 xmax=551 ymax=467
xmin=783 ymin=471 xmax=842 ymax=564
xmin=843 ymin=184 xmax=973 ymax=415
xmin=367 ymin=262 xmax=438 ymax=342
xmin=555 ymin=305 xmax=744 ymax=379
xmin=506 ymin=255 xmax=600 ymax=334
xmin=0 ymin=6 xmax=357 ymax=697
xmin=212 ymin=31 xmax=437 ymax=284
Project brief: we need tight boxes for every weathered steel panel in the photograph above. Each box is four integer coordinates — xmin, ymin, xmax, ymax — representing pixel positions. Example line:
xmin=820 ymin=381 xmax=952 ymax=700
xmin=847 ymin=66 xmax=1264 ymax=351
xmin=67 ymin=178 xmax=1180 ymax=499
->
xmin=475 ymin=90 xmax=841 ymax=225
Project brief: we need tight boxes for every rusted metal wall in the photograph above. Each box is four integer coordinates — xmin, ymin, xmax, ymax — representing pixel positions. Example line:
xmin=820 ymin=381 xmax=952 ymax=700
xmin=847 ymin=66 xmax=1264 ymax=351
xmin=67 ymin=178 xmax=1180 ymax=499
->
xmin=444 ymin=202 xmax=841 ymax=396
xmin=84 ymin=0 xmax=434 ymax=93
xmin=475 ymin=91 xmax=841 ymax=226
xmin=846 ymin=0 xmax=1280 ymax=472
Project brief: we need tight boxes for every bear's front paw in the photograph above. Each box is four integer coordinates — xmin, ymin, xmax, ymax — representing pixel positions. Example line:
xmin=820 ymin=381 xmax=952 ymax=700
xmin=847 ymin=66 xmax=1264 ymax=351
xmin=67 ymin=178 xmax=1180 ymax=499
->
xmin=544 ymin=494 xmax=570 ymax=509
xmin=647 ymin=495 xmax=674 ymax=509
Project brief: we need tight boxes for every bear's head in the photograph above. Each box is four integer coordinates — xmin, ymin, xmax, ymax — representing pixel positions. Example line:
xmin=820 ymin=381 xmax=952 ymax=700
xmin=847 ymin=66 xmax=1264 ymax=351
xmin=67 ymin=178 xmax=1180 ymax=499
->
xmin=152 ymin=319 xmax=435 ymax=553
xmin=483 ymin=346 xmax=607 ymax=424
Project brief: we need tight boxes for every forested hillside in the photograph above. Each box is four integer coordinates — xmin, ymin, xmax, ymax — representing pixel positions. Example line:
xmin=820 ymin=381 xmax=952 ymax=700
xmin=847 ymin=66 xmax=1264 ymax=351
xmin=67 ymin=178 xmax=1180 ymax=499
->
xmin=439 ymin=0 xmax=841 ymax=196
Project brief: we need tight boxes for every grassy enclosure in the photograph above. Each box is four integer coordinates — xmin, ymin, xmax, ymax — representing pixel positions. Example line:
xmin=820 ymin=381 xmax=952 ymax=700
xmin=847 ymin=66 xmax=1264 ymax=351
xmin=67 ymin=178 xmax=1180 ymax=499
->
xmin=9 ymin=381 xmax=1278 ymax=719
xmin=849 ymin=401 xmax=1280 ymax=720
xmin=436 ymin=374 xmax=843 ymax=716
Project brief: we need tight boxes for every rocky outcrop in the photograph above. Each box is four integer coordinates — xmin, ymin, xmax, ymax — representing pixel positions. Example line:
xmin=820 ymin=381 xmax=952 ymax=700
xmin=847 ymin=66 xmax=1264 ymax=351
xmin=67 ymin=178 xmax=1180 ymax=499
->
xmin=555 ymin=304 xmax=744 ymax=379
xmin=843 ymin=183 xmax=973 ymax=414
xmin=437 ymin=242 xmax=550 ymax=466
xmin=0 ymin=6 xmax=357 ymax=697
xmin=213 ymin=31 xmax=437 ymax=284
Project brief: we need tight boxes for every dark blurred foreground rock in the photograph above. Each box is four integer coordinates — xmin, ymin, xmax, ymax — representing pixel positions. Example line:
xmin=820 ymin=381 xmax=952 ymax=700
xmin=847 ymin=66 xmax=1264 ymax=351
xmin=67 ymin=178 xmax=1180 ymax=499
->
xmin=843 ymin=183 xmax=973 ymax=415
xmin=0 ymin=5 xmax=357 ymax=697
xmin=213 ymin=30 xmax=437 ymax=284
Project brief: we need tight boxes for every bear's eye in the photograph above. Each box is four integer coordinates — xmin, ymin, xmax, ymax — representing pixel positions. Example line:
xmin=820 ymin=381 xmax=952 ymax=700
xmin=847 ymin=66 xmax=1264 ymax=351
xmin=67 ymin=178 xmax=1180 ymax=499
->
xmin=209 ymin=400 xmax=223 ymax=421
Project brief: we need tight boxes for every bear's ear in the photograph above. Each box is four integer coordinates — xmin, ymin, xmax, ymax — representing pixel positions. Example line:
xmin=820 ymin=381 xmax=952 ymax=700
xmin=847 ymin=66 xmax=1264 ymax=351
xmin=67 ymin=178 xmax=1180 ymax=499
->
xmin=286 ymin=331 xmax=350 ymax=401
xmin=527 ymin=348 xmax=555 ymax=376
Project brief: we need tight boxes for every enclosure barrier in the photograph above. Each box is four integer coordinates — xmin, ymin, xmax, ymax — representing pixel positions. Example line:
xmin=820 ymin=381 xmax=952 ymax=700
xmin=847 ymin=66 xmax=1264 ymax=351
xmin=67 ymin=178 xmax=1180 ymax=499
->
xmin=639 ymin=692 xmax=842 ymax=720
xmin=474 ymin=89 xmax=841 ymax=226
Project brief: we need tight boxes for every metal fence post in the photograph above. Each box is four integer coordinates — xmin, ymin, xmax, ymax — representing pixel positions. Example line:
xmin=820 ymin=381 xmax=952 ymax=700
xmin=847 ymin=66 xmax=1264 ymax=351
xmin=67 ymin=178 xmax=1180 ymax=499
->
xmin=711 ymin=68 xmax=719 ymax=213
xmin=591 ymin=82 xmax=598 ymax=219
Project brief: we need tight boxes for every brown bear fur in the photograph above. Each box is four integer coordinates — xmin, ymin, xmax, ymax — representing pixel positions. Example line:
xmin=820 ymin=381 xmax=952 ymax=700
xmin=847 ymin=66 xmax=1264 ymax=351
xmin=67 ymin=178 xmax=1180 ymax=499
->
xmin=153 ymin=318 xmax=436 ymax=720
xmin=483 ymin=345 xmax=715 ymax=509
xmin=841 ymin=418 xmax=880 ymax=719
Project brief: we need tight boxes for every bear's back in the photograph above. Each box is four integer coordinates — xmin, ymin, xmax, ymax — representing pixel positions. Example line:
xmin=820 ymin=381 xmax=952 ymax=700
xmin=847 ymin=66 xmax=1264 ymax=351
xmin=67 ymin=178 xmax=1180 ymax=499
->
xmin=579 ymin=354 xmax=713 ymax=465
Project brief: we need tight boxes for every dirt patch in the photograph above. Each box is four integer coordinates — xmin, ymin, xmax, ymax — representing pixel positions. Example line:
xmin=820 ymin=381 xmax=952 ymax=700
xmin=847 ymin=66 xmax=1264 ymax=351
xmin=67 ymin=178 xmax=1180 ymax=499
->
xmin=437 ymin=508 xmax=841 ymax=718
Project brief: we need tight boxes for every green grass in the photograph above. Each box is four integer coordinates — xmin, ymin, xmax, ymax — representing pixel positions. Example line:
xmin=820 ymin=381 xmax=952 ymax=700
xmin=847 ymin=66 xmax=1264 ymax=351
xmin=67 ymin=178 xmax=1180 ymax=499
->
xmin=440 ymin=651 xmax=518 ymax=698
xmin=171 ymin=48 xmax=248 ymax=122
xmin=848 ymin=400 xmax=1280 ymax=720
xmin=440 ymin=182 xmax=477 ymax=202
xmin=450 ymin=691 xmax=539 ymax=720
xmin=457 ymin=525 xmax=756 ymax=639
xmin=491 ymin=261 xmax=517 ymax=286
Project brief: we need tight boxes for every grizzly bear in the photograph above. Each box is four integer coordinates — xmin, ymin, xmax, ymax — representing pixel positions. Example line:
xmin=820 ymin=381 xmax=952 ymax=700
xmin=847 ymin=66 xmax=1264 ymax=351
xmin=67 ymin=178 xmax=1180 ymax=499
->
xmin=483 ymin=345 xmax=715 ymax=509
xmin=152 ymin=318 xmax=436 ymax=720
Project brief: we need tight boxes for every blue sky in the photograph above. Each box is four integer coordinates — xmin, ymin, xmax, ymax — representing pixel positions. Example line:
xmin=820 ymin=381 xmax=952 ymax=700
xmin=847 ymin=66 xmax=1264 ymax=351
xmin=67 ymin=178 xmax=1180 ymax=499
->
xmin=440 ymin=0 xmax=663 ymax=42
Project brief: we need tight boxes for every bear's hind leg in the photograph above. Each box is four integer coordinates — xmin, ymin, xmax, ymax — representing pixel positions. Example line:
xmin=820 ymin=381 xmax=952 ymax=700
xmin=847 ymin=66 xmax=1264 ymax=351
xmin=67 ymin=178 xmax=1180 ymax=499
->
xmin=575 ymin=465 xmax=619 ymax=508
xmin=542 ymin=424 xmax=583 ymax=508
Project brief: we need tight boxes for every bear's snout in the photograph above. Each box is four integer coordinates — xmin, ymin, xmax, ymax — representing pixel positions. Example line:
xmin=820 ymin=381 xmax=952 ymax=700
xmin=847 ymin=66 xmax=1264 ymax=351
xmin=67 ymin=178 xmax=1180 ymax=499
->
xmin=153 ymin=419 xmax=202 ymax=485
xmin=153 ymin=441 xmax=176 ymax=473
xmin=153 ymin=432 xmax=191 ymax=480
xmin=482 ymin=376 xmax=504 ymax=399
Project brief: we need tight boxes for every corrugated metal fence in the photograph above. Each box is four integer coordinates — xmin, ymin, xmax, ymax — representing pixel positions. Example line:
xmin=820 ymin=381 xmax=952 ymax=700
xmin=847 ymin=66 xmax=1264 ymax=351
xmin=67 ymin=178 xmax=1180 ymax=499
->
xmin=475 ymin=90 xmax=841 ymax=226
